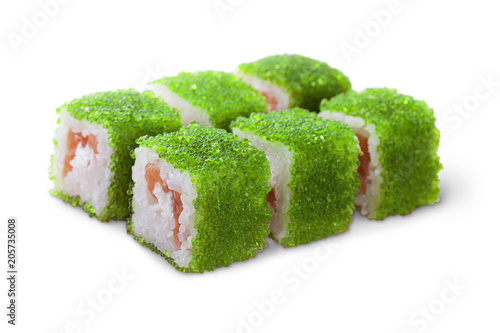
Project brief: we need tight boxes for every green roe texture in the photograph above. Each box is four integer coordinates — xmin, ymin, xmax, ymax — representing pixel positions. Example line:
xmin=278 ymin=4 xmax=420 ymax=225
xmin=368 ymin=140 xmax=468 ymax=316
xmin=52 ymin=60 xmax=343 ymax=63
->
xmin=129 ymin=124 xmax=272 ymax=273
xmin=320 ymin=88 xmax=442 ymax=220
xmin=230 ymin=109 xmax=360 ymax=247
xmin=50 ymin=89 xmax=183 ymax=222
xmin=238 ymin=54 xmax=352 ymax=111
xmin=153 ymin=71 xmax=267 ymax=130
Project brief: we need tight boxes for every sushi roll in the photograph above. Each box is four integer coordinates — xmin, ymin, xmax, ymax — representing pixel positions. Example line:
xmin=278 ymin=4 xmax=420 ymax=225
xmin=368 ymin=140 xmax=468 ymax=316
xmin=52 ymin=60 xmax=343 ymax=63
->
xmin=128 ymin=124 xmax=272 ymax=272
xmin=150 ymin=71 xmax=267 ymax=131
xmin=319 ymin=88 xmax=442 ymax=220
xmin=230 ymin=109 xmax=360 ymax=247
xmin=236 ymin=54 xmax=351 ymax=112
xmin=50 ymin=89 xmax=182 ymax=222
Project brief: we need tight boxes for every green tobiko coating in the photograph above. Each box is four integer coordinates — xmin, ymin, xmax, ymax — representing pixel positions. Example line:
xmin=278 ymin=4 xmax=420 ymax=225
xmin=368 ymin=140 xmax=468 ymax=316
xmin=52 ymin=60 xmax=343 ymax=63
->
xmin=237 ymin=54 xmax=351 ymax=111
xmin=50 ymin=89 xmax=182 ymax=222
xmin=230 ymin=109 xmax=360 ymax=247
xmin=152 ymin=71 xmax=267 ymax=130
xmin=320 ymin=88 xmax=442 ymax=220
xmin=128 ymin=124 xmax=272 ymax=273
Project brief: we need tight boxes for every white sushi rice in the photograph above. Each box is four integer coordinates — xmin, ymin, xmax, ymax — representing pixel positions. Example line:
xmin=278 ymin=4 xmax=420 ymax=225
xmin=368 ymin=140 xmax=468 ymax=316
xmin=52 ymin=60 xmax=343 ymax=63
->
xmin=232 ymin=128 xmax=293 ymax=241
xmin=51 ymin=109 xmax=114 ymax=216
xmin=131 ymin=147 xmax=197 ymax=268
xmin=237 ymin=74 xmax=290 ymax=112
xmin=149 ymin=83 xmax=212 ymax=127
xmin=318 ymin=111 xmax=383 ymax=219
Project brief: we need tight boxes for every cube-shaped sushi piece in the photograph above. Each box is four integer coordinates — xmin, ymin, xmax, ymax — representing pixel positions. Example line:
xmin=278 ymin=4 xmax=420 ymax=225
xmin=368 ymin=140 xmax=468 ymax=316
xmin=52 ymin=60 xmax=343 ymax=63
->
xmin=237 ymin=54 xmax=351 ymax=112
xmin=128 ymin=124 xmax=272 ymax=272
xmin=230 ymin=109 xmax=360 ymax=247
xmin=50 ymin=89 xmax=182 ymax=222
xmin=150 ymin=71 xmax=267 ymax=130
xmin=319 ymin=88 xmax=442 ymax=220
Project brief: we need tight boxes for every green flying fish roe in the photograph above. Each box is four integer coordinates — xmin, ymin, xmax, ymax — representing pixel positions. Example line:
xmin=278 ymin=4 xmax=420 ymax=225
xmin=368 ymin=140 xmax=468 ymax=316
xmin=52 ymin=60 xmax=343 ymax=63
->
xmin=50 ymin=89 xmax=182 ymax=222
xmin=152 ymin=71 xmax=267 ymax=130
xmin=237 ymin=54 xmax=352 ymax=111
xmin=320 ymin=88 xmax=442 ymax=220
xmin=230 ymin=109 xmax=360 ymax=247
xmin=128 ymin=124 xmax=272 ymax=273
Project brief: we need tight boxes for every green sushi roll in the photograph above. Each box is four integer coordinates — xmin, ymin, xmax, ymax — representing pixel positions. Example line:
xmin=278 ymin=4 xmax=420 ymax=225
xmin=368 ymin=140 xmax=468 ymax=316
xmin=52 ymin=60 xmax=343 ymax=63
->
xmin=230 ymin=109 xmax=360 ymax=247
xmin=237 ymin=54 xmax=351 ymax=112
xmin=150 ymin=71 xmax=267 ymax=131
xmin=128 ymin=124 xmax=272 ymax=272
xmin=49 ymin=89 xmax=182 ymax=222
xmin=319 ymin=88 xmax=442 ymax=220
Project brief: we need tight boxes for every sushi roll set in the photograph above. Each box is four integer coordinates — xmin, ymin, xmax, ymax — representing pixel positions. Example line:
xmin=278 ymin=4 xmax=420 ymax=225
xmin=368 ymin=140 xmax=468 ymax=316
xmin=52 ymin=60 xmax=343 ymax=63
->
xmin=50 ymin=54 xmax=442 ymax=272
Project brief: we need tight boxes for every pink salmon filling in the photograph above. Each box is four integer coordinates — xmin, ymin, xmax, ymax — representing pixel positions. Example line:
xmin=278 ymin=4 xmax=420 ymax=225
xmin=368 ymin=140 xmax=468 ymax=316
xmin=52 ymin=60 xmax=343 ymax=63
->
xmin=145 ymin=163 xmax=183 ymax=249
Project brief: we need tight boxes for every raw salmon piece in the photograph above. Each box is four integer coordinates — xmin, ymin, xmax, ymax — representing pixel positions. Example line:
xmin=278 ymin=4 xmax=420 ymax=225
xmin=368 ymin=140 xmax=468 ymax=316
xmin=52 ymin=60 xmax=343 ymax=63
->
xmin=261 ymin=92 xmax=279 ymax=112
xmin=266 ymin=188 xmax=277 ymax=212
xmin=145 ymin=163 xmax=183 ymax=249
xmin=63 ymin=130 xmax=98 ymax=177
xmin=356 ymin=134 xmax=371 ymax=195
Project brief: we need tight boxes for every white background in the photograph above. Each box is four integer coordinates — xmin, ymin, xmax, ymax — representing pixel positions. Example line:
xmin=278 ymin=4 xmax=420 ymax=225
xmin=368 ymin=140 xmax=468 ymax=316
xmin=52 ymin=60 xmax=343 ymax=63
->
xmin=1 ymin=0 xmax=499 ymax=332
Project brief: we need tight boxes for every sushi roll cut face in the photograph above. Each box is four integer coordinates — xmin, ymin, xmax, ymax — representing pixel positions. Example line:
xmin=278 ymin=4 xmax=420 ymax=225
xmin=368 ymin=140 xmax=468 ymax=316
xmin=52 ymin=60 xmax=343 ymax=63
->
xmin=50 ymin=90 xmax=182 ymax=222
xmin=230 ymin=109 xmax=360 ymax=247
xmin=237 ymin=54 xmax=352 ymax=112
xmin=319 ymin=88 xmax=442 ymax=220
xmin=150 ymin=71 xmax=267 ymax=131
xmin=129 ymin=124 xmax=272 ymax=272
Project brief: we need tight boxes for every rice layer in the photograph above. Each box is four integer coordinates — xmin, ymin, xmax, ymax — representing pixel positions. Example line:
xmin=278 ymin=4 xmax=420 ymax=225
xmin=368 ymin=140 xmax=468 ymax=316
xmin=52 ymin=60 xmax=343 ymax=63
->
xmin=318 ymin=111 xmax=382 ymax=218
xmin=131 ymin=147 xmax=196 ymax=268
xmin=232 ymin=128 xmax=293 ymax=241
xmin=237 ymin=74 xmax=290 ymax=112
xmin=150 ymin=83 xmax=212 ymax=127
xmin=51 ymin=109 xmax=113 ymax=216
